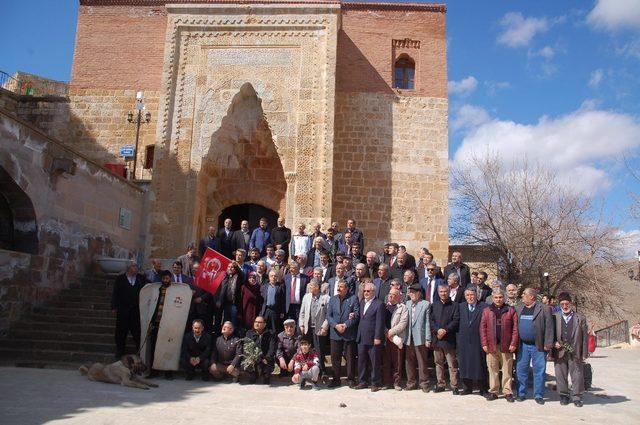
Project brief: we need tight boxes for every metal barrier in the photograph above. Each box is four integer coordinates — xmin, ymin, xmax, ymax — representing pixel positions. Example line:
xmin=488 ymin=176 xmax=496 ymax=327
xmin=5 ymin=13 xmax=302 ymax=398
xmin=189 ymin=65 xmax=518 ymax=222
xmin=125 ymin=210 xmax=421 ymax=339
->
xmin=0 ymin=70 xmax=26 ymax=95
xmin=595 ymin=320 xmax=629 ymax=347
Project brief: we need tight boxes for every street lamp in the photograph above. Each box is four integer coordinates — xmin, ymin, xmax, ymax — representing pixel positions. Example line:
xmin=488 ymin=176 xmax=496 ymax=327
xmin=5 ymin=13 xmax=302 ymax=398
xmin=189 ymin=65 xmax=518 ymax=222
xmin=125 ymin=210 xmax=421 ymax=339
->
xmin=543 ymin=272 xmax=550 ymax=295
xmin=126 ymin=91 xmax=152 ymax=179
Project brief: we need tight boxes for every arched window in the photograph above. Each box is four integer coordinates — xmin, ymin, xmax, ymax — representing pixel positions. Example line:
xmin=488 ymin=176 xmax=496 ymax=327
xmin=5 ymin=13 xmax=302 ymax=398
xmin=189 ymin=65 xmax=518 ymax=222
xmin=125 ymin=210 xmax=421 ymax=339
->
xmin=394 ymin=55 xmax=415 ymax=90
xmin=0 ymin=166 xmax=38 ymax=254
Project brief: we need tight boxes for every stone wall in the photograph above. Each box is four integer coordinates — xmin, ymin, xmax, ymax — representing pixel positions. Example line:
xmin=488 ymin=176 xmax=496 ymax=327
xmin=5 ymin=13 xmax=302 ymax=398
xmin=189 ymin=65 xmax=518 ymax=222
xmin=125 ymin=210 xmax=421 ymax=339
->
xmin=332 ymin=92 xmax=448 ymax=263
xmin=333 ymin=4 xmax=448 ymax=263
xmin=0 ymin=108 xmax=146 ymax=332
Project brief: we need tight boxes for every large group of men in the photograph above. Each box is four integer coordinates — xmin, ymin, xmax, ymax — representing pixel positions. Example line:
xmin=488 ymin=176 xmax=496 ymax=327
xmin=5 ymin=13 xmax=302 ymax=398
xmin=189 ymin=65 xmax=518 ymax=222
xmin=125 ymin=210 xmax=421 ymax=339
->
xmin=112 ymin=217 xmax=590 ymax=405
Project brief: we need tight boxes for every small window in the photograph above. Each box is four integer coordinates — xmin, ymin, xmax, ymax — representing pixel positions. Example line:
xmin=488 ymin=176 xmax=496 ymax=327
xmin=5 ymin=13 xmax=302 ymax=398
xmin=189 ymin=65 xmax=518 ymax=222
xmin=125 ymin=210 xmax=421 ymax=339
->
xmin=144 ymin=145 xmax=155 ymax=169
xmin=394 ymin=56 xmax=415 ymax=90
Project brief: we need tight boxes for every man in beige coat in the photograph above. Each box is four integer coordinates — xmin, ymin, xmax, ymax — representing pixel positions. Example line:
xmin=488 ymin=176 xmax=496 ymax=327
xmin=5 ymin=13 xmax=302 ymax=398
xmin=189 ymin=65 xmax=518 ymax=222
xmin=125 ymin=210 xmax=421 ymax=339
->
xmin=298 ymin=278 xmax=330 ymax=376
xmin=383 ymin=288 xmax=408 ymax=390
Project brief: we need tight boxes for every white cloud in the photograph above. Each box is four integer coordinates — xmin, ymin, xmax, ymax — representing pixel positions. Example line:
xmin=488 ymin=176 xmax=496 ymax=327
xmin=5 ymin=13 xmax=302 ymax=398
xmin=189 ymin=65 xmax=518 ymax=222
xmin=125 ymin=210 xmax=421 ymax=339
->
xmin=485 ymin=81 xmax=512 ymax=96
xmin=529 ymin=45 xmax=556 ymax=59
xmin=451 ymin=104 xmax=491 ymax=132
xmin=589 ymin=69 xmax=605 ymax=88
xmin=616 ymin=37 xmax=640 ymax=58
xmin=448 ymin=76 xmax=478 ymax=96
xmin=497 ymin=12 xmax=550 ymax=47
xmin=452 ymin=105 xmax=640 ymax=194
xmin=587 ymin=0 xmax=640 ymax=32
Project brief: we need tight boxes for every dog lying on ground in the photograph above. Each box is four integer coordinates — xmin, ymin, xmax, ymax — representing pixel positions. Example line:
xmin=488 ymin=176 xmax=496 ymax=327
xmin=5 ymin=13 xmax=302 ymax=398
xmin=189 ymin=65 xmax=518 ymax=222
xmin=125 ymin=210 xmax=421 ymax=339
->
xmin=79 ymin=354 xmax=158 ymax=390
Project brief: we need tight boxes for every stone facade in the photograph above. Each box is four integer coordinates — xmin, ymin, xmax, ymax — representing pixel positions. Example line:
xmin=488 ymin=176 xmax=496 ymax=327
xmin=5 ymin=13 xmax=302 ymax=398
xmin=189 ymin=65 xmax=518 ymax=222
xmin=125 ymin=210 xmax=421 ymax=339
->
xmin=0 ymin=106 xmax=146 ymax=331
xmin=17 ymin=0 xmax=448 ymax=264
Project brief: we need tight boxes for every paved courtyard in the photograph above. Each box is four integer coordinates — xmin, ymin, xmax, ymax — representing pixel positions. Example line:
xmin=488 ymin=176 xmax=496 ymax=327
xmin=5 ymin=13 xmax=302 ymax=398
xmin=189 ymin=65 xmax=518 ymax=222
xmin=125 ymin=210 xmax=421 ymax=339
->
xmin=1 ymin=346 xmax=638 ymax=425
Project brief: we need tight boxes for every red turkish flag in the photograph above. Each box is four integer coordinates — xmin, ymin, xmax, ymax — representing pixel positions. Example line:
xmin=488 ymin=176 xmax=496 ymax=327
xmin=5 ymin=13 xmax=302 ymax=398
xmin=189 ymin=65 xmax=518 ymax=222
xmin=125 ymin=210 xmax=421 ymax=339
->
xmin=195 ymin=248 xmax=232 ymax=295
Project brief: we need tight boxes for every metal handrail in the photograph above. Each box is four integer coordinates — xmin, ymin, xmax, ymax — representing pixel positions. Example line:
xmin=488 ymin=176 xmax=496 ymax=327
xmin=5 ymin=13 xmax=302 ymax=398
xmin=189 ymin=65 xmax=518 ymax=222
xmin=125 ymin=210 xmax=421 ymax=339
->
xmin=0 ymin=70 xmax=27 ymax=95
xmin=595 ymin=320 xmax=629 ymax=347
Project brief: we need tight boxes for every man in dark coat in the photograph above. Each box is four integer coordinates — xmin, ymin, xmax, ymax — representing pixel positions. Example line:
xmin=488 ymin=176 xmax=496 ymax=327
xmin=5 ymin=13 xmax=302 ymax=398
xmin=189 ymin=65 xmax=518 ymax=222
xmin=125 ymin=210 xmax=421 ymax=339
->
xmin=209 ymin=321 xmax=242 ymax=382
xmin=245 ymin=315 xmax=276 ymax=384
xmin=355 ymin=282 xmax=386 ymax=391
xmin=430 ymin=284 xmax=460 ymax=393
xmin=389 ymin=252 xmax=415 ymax=282
xmin=260 ymin=269 xmax=286 ymax=333
xmin=374 ymin=264 xmax=393 ymax=303
xmin=111 ymin=263 xmax=147 ymax=359
xmin=471 ymin=271 xmax=493 ymax=303
xmin=198 ymin=226 xmax=220 ymax=258
xmin=419 ymin=263 xmax=444 ymax=304
xmin=270 ymin=216 xmax=292 ymax=259
xmin=180 ymin=319 xmax=212 ymax=381
xmin=217 ymin=218 xmax=236 ymax=259
xmin=553 ymin=292 xmax=589 ymax=407
xmin=443 ymin=251 xmax=471 ymax=289
xmin=398 ymin=245 xmax=416 ymax=269
xmin=231 ymin=220 xmax=251 ymax=253
xmin=457 ymin=287 xmax=488 ymax=395
xmin=326 ymin=280 xmax=360 ymax=388
xmin=284 ymin=262 xmax=309 ymax=321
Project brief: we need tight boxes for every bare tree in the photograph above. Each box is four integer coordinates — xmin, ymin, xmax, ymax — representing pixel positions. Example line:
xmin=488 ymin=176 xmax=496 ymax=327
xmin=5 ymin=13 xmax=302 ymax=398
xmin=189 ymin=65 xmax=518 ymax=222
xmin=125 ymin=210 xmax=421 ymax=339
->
xmin=451 ymin=155 xmax=622 ymax=312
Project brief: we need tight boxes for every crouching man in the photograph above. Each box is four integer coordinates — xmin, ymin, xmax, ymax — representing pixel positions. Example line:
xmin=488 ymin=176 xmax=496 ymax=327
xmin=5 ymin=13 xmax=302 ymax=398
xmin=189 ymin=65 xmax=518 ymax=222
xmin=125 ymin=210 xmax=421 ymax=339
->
xmin=180 ymin=319 xmax=212 ymax=381
xmin=209 ymin=321 xmax=242 ymax=382
xmin=291 ymin=339 xmax=321 ymax=390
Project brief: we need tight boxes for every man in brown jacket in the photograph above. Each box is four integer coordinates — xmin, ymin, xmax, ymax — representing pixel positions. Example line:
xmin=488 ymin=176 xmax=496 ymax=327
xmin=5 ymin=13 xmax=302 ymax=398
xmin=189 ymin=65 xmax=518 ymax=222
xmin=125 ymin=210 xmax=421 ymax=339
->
xmin=553 ymin=292 xmax=589 ymax=407
xmin=480 ymin=288 xmax=519 ymax=402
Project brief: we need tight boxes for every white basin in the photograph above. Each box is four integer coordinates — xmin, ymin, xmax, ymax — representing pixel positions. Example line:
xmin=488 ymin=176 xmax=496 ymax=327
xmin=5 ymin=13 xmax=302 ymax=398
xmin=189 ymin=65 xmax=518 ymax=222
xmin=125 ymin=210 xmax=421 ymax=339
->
xmin=95 ymin=256 xmax=134 ymax=275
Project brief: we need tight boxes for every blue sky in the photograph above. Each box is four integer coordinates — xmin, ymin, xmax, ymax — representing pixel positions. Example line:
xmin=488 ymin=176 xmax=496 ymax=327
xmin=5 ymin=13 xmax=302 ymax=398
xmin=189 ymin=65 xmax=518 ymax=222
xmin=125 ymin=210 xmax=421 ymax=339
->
xmin=2 ymin=0 xmax=640 ymax=253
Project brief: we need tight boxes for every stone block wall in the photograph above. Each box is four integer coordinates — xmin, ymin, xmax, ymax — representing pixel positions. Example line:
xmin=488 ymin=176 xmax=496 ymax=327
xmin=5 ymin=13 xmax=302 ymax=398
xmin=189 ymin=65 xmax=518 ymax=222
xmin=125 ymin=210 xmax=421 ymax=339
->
xmin=333 ymin=3 xmax=448 ymax=264
xmin=0 ymin=109 xmax=146 ymax=332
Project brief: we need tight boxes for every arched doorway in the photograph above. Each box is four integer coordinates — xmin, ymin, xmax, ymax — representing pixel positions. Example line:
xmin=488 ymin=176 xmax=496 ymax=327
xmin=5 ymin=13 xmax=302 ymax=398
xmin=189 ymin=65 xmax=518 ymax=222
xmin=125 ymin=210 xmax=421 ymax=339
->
xmin=218 ymin=203 xmax=279 ymax=232
xmin=0 ymin=166 xmax=38 ymax=254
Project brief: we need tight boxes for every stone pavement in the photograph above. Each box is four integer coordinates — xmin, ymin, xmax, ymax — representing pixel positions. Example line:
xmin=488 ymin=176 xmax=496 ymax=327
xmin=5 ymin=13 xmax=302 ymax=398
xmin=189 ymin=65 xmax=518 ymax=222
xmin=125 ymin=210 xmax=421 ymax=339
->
xmin=1 ymin=347 xmax=638 ymax=425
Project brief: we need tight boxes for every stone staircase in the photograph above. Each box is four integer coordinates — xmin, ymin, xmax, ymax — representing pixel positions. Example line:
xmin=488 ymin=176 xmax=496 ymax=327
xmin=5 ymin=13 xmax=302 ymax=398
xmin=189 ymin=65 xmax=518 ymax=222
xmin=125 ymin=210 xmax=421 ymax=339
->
xmin=0 ymin=277 xmax=133 ymax=369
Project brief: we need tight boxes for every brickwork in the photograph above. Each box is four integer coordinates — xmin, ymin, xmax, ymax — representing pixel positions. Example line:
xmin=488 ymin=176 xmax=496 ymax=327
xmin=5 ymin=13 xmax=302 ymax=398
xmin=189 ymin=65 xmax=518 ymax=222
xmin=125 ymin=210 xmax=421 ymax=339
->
xmin=337 ymin=4 xmax=447 ymax=97
xmin=60 ymin=1 xmax=449 ymax=261
xmin=71 ymin=5 xmax=167 ymax=91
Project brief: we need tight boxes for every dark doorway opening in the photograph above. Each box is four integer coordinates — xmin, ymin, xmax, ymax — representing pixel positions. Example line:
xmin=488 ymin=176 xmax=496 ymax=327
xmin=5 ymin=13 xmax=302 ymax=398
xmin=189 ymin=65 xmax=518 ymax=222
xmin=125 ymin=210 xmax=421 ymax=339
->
xmin=0 ymin=166 xmax=38 ymax=254
xmin=218 ymin=203 xmax=279 ymax=232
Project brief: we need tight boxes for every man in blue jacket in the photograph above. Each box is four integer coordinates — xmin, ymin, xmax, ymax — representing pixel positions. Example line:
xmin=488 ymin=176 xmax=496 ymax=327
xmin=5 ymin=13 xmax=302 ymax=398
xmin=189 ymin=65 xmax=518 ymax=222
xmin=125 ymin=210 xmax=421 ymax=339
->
xmin=249 ymin=217 xmax=271 ymax=257
xmin=356 ymin=282 xmax=386 ymax=391
xmin=326 ymin=281 xmax=360 ymax=388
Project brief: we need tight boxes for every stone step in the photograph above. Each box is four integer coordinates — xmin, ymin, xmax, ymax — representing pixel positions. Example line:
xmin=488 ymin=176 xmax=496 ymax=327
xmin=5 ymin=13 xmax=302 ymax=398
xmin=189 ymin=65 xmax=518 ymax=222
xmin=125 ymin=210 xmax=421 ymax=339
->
xmin=29 ymin=313 xmax=115 ymax=326
xmin=53 ymin=294 xmax=110 ymax=304
xmin=32 ymin=306 xmax=114 ymax=318
xmin=59 ymin=288 xmax=112 ymax=298
xmin=3 ymin=338 xmax=118 ymax=353
xmin=0 ymin=347 xmax=115 ymax=365
xmin=9 ymin=330 xmax=119 ymax=345
xmin=12 ymin=321 xmax=114 ymax=335
xmin=49 ymin=300 xmax=112 ymax=310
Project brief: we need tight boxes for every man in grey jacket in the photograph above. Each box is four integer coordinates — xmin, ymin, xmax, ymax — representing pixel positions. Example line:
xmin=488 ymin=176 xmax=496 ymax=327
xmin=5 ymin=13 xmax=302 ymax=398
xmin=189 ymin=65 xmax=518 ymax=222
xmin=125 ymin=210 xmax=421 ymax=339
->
xmin=553 ymin=292 xmax=589 ymax=407
xmin=298 ymin=279 xmax=330 ymax=376
xmin=404 ymin=283 xmax=432 ymax=392
xmin=515 ymin=287 xmax=554 ymax=404
xmin=383 ymin=287 xmax=409 ymax=390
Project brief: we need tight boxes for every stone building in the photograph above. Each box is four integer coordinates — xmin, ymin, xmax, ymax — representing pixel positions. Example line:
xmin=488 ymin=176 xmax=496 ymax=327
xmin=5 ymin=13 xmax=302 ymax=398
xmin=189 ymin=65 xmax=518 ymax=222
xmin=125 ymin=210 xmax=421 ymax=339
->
xmin=0 ymin=0 xmax=448 ymax=332
xmin=68 ymin=0 xmax=449 ymax=260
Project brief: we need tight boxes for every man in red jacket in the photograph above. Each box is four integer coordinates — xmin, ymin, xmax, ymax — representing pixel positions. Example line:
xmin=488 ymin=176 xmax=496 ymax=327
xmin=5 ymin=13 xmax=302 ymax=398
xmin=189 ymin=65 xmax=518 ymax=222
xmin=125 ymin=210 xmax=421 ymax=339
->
xmin=480 ymin=288 xmax=519 ymax=402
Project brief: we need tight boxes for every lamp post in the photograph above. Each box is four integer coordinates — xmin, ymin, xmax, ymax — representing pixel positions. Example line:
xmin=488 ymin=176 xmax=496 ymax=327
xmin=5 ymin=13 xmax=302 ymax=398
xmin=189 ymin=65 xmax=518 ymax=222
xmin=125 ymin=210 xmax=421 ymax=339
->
xmin=127 ymin=91 xmax=151 ymax=180
xmin=543 ymin=272 xmax=550 ymax=295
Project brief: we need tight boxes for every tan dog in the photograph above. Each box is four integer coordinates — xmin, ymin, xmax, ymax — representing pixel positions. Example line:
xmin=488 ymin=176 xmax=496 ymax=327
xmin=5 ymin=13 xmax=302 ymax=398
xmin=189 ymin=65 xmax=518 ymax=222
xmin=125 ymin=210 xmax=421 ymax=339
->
xmin=79 ymin=354 xmax=158 ymax=390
